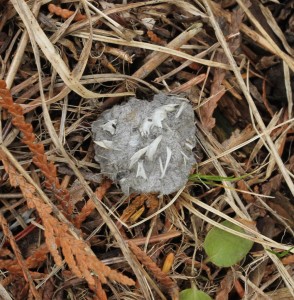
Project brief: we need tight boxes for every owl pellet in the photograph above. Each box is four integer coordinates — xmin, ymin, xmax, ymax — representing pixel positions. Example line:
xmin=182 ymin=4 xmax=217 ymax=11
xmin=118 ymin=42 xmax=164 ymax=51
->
xmin=92 ymin=94 xmax=196 ymax=195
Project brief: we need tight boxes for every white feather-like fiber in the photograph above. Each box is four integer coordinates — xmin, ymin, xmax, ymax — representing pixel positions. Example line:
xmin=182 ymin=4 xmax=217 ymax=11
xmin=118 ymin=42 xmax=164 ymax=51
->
xmin=136 ymin=161 xmax=147 ymax=179
xmin=10 ymin=0 xmax=133 ymax=99
xmin=146 ymin=135 xmax=162 ymax=161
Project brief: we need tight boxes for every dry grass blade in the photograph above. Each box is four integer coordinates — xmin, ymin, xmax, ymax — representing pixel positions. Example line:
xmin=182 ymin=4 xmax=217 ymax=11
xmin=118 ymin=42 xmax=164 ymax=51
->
xmin=181 ymin=192 xmax=294 ymax=251
xmin=258 ymin=4 xmax=294 ymax=57
xmin=235 ymin=0 xmax=294 ymax=72
xmin=9 ymin=0 xmax=132 ymax=99
xmin=283 ymin=61 xmax=293 ymax=119
xmin=101 ymin=24 xmax=204 ymax=108
xmin=5 ymin=1 xmax=43 ymax=89
xmin=71 ymin=30 xmax=231 ymax=70
xmin=128 ymin=241 xmax=179 ymax=300
xmin=0 ymin=284 xmax=13 ymax=300
xmin=202 ymin=0 xmax=294 ymax=196
xmin=209 ymin=1 xmax=294 ymax=70
xmin=200 ymin=5 xmax=243 ymax=129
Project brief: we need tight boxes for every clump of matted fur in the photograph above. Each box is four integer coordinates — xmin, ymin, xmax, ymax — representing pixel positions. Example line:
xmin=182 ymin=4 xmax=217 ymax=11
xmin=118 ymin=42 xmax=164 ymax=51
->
xmin=92 ymin=93 xmax=197 ymax=195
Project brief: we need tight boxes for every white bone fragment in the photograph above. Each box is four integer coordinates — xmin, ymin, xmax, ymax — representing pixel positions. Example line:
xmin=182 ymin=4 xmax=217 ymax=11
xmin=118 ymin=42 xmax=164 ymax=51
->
xmin=152 ymin=107 xmax=167 ymax=128
xmin=160 ymin=147 xmax=172 ymax=178
xmin=139 ymin=119 xmax=153 ymax=136
xmin=101 ymin=119 xmax=117 ymax=134
xmin=129 ymin=146 xmax=148 ymax=168
xmin=185 ymin=143 xmax=194 ymax=150
xmin=152 ymin=104 xmax=178 ymax=128
xmin=139 ymin=104 xmax=179 ymax=136
xmin=181 ymin=151 xmax=189 ymax=166
xmin=136 ymin=161 xmax=147 ymax=179
xmin=162 ymin=103 xmax=179 ymax=111
xmin=175 ymin=102 xmax=185 ymax=118
xmin=159 ymin=157 xmax=164 ymax=176
xmin=146 ymin=135 xmax=162 ymax=161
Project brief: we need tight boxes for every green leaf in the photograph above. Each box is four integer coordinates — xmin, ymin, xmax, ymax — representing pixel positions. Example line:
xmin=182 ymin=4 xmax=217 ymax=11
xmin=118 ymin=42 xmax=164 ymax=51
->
xmin=180 ymin=288 xmax=212 ymax=300
xmin=203 ymin=220 xmax=254 ymax=267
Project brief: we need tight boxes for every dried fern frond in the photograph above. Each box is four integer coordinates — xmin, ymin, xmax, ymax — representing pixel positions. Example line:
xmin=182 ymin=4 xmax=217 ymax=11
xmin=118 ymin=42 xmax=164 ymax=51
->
xmin=0 ymin=80 xmax=73 ymax=216
xmin=0 ymin=151 xmax=135 ymax=290
xmin=74 ymin=179 xmax=112 ymax=228
xmin=0 ymin=243 xmax=48 ymax=275
xmin=119 ymin=194 xmax=159 ymax=225
xmin=0 ymin=213 xmax=41 ymax=299
xmin=128 ymin=241 xmax=178 ymax=299
xmin=48 ymin=4 xmax=86 ymax=22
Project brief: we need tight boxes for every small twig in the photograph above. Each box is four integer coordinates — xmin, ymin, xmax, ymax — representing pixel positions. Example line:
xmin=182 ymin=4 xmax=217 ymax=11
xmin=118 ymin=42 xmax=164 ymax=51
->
xmin=101 ymin=24 xmax=204 ymax=109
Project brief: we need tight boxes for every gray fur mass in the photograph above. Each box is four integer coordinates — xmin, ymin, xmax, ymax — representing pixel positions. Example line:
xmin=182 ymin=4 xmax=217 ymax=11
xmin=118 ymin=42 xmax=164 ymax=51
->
xmin=92 ymin=94 xmax=196 ymax=194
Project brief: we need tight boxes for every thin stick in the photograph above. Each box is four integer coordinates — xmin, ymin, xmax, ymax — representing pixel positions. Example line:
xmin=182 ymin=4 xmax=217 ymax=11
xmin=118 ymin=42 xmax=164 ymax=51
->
xmin=101 ymin=24 xmax=204 ymax=109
